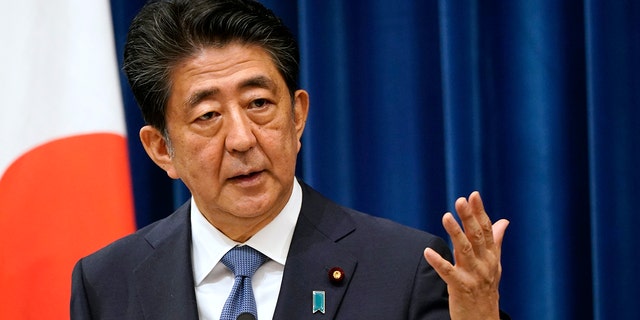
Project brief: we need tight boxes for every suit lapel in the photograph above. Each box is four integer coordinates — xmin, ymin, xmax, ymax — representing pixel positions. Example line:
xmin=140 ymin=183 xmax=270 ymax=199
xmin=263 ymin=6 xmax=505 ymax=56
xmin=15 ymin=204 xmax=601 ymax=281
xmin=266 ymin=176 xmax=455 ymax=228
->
xmin=134 ymin=203 xmax=199 ymax=320
xmin=273 ymin=183 xmax=358 ymax=319
xmin=128 ymin=184 xmax=357 ymax=319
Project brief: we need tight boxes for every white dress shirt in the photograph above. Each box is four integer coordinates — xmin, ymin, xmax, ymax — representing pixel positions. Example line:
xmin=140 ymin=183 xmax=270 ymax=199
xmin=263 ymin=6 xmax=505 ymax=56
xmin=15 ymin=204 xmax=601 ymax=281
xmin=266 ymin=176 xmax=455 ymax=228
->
xmin=191 ymin=179 xmax=302 ymax=320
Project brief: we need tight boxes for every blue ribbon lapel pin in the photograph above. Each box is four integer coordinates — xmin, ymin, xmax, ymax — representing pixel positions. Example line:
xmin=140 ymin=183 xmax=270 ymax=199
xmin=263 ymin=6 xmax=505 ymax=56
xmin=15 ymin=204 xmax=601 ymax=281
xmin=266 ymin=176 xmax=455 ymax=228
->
xmin=312 ymin=290 xmax=326 ymax=314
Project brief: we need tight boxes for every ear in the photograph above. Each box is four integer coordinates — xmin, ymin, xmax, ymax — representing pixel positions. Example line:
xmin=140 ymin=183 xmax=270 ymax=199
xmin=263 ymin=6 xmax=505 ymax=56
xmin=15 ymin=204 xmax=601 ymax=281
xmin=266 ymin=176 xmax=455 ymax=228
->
xmin=139 ymin=125 xmax=179 ymax=179
xmin=292 ymin=89 xmax=309 ymax=145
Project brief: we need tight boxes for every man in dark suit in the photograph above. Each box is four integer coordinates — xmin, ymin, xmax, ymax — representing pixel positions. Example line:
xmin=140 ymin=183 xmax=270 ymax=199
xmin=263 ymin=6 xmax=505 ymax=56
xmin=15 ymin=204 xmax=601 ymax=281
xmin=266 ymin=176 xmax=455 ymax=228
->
xmin=71 ymin=0 xmax=509 ymax=319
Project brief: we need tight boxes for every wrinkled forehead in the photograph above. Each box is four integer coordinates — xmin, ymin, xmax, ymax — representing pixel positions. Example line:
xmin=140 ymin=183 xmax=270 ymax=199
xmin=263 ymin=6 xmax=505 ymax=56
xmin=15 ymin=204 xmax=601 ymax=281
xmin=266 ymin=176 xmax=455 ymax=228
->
xmin=168 ymin=42 xmax=289 ymax=95
xmin=165 ymin=43 xmax=290 ymax=113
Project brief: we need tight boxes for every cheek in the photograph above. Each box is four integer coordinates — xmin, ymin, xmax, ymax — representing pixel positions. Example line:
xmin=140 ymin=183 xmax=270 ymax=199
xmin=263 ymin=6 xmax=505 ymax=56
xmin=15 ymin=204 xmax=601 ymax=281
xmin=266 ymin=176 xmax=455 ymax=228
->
xmin=175 ymin=137 xmax=223 ymax=171
xmin=255 ymin=129 xmax=298 ymax=175
xmin=261 ymin=123 xmax=299 ymax=154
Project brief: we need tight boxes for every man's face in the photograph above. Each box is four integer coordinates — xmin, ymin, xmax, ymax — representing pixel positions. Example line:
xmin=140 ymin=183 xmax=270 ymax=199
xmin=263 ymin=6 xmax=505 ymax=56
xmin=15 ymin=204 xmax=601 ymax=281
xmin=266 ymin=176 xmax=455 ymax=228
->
xmin=140 ymin=43 xmax=308 ymax=239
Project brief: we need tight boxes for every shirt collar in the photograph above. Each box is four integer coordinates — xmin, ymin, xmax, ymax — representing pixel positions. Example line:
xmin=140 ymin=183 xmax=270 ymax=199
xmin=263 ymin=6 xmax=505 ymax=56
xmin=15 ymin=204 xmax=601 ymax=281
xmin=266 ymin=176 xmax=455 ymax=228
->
xmin=191 ymin=178 xmax=302 ymax=285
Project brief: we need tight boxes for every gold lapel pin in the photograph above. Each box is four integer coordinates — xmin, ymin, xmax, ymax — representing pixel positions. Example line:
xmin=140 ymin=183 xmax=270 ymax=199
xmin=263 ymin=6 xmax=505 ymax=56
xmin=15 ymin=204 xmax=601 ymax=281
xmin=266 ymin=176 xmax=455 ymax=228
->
xmin=328 ymin=266 xmax=345 ymax=284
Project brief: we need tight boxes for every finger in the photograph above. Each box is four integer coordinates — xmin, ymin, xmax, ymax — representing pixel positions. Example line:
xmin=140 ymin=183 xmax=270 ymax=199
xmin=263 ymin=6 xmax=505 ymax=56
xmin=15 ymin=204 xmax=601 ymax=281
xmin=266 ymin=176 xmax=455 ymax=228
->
xmin=423 ymin=247 xmax=456 ymax=284
xmin=491 ymin=219 xmax=510 ymax=258
xmin=442 ymin=212 xmax=476 ymax=265
xmin=467 ymin=191 xmax=496 ymax=251
xmin=454 ymin=195 xmax=487 ymax=256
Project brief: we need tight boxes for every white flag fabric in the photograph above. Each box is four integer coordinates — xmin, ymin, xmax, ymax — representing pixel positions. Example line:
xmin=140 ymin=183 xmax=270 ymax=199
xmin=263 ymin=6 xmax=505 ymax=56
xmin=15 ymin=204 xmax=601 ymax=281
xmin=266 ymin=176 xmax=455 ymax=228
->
xmin=0 ymin=1 xmax=135 ymax=318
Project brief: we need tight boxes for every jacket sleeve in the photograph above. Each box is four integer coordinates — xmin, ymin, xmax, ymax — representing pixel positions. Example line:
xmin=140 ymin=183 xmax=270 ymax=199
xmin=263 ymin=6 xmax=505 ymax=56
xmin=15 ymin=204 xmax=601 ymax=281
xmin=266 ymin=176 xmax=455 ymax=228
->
xmin=70 ymin=259 xmax=93 ymax=320
xmin=408 ymin=235 xmax=452 ymax=320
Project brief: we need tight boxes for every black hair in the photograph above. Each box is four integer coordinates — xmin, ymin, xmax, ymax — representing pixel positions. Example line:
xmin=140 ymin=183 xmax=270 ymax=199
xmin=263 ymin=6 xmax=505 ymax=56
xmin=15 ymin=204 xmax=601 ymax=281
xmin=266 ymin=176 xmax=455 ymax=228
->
xmin=123 ymin=0 xmax=299 ymax=132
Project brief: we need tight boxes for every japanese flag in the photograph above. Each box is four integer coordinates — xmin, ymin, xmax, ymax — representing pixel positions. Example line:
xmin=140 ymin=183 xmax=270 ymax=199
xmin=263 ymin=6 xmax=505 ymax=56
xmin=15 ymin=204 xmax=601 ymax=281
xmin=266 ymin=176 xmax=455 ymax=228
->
xmin=0 ymin=1 xmax=136 ymax=318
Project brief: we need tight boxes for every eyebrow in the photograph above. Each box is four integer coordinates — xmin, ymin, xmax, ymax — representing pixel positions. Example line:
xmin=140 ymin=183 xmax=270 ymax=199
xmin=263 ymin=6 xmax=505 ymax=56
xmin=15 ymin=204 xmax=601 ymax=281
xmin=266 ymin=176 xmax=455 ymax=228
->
xmin=239 ymin=75 xmax=277 ymax=92
xmin=185 ymin=88 xmax=219 ymax=108
xmin=184 ymin=75 xmax=278 ymax=109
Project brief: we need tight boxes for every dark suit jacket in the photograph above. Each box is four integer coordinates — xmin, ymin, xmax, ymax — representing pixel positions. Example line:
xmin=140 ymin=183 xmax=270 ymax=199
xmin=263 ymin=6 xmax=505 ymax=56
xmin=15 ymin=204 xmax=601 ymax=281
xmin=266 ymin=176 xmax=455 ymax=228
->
xmin=71 ymin=182 xmax=453 ymax=319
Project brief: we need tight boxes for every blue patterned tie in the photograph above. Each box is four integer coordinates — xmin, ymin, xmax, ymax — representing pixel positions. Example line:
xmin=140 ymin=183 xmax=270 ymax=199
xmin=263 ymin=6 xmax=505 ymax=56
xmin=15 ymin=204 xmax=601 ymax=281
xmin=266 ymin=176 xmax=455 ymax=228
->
xmin=220 ymin=246 xmax=269 ymax=320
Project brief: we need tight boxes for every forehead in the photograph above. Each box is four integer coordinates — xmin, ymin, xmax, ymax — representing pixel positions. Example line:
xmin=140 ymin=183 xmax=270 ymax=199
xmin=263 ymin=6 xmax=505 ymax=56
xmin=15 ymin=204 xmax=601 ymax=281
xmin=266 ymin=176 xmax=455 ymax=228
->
xmin=168 ymin=43 xmax=286 ymax=105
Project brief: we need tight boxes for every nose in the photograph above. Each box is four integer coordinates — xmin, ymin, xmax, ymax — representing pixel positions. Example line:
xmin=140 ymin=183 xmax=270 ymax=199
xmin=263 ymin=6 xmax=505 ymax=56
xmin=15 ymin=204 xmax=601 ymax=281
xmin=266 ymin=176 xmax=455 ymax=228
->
xmin=224 ymin=110 xmax=257 ymax=153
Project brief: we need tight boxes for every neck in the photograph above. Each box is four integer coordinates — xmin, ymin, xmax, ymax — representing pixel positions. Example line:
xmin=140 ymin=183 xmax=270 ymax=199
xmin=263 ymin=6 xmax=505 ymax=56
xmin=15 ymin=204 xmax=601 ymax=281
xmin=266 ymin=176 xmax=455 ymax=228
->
xmin=206 ymin=209 xmax=281 ymax=243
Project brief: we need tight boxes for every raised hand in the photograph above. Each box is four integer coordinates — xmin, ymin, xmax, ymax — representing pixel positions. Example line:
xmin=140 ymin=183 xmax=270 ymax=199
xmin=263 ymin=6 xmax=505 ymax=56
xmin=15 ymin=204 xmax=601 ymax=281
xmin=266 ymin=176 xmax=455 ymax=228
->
xmin=424 ymin=192 xmax=509 ymax=320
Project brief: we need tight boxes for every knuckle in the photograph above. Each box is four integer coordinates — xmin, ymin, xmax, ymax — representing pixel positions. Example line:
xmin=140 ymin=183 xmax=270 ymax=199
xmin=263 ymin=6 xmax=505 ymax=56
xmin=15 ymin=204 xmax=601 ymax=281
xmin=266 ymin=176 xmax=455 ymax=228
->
xmin=481 ymin=220 xmax=493 ymax=233
xmin=461 ymin=242 xmax=474 ymax=255
xmin=472 ymin=228 xmax=485 ymax=243
xmin=440 ymin=263 xmax=455 ymax=277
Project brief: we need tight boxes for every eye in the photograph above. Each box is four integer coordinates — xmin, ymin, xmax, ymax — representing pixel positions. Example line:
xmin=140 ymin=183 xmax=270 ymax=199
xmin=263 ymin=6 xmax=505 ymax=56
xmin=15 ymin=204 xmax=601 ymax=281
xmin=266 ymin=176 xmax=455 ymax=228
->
xmin=197 ymin=111 xmax=218 ymax=121
xmin=250 ymin=98 xmax=270 ymax=109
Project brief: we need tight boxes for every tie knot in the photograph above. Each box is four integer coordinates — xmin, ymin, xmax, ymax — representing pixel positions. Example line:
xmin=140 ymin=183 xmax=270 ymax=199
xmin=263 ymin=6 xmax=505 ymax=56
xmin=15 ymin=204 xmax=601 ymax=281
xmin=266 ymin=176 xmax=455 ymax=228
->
xmin=221 ymin=246 xmax=268 ymax=278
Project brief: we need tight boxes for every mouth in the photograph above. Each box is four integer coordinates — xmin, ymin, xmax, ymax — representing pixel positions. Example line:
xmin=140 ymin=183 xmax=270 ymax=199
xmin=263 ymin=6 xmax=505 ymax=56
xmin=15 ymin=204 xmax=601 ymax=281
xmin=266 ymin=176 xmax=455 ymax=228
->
xmin=229 ymin=170 xmax=264 ymax=184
